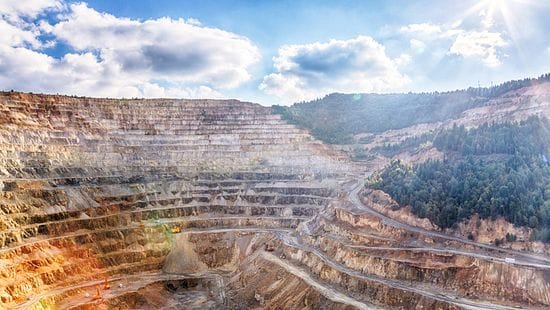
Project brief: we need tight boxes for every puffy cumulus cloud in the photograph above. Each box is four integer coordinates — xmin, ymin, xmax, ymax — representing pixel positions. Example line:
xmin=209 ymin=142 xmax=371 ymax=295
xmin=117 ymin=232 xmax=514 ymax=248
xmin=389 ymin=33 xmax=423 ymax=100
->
xmin=0 ymin=45 xmax=224 ymax=98
xmin=260 ymin=36 xmax=409 ymax=104
xmin=449 ymin=30 xmax=508 ymax=67
xmin=0 ymin=2 xmax=259 ymax=98
xmin=0 ymin=19 xmax=42 ymax=48
xmin=0 ymin=0 xmax=62 ymax=49
xmin=48 ymin=3 xmax=260 ymax=89
xmin=0 ymin=0 xmax=63 ymax=21
xmin=399 ymin=20 xmax=509 ymax=67
xmin=0 ymin=46 xmax=129 ymax=97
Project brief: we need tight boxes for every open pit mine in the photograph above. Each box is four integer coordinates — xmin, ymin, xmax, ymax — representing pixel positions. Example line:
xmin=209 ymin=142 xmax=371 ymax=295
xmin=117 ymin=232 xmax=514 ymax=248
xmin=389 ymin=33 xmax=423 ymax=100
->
xmin=1 ymin=91 xmax=550 ymax=310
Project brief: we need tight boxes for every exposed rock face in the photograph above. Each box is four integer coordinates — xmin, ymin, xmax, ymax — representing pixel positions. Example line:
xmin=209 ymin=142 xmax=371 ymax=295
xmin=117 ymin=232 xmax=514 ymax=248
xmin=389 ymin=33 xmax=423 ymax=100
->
xmin=1 ymin=92 xmax=549 ymax=309
xmin=328 ymin=205 xmax=550 ymax=306
xmin=0 ymin=92 xmax=347 ymax=178
xmin=0 ymin=92 xmax=350 ymax=309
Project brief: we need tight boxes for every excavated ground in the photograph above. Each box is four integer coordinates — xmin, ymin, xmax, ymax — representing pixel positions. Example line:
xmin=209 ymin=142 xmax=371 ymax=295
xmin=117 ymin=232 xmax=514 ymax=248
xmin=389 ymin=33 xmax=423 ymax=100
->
xmin=1 ymin=92 xmax=549 ymax=309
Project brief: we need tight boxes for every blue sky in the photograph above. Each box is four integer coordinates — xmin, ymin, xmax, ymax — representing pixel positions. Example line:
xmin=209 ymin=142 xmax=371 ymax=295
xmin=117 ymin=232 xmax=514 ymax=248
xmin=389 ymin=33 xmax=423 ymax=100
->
xmin=0 ymin=0 xmax=549 ymax=105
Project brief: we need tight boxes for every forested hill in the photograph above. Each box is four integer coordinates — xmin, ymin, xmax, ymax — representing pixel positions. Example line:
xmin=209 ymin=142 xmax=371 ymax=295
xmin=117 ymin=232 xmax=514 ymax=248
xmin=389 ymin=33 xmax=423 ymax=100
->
xmin=273 ymin=73 xmax=550 ymax=144
xmin=369 ymin=117 xmax=550 ymax=242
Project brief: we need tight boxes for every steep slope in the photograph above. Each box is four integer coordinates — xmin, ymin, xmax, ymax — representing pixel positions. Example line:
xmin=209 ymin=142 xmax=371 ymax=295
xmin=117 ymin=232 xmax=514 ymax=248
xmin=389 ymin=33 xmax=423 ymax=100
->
xmin=0 ymin=92 xmax=348 ymax=178
xmin=0 ymin=92 xmax=350 ymax=309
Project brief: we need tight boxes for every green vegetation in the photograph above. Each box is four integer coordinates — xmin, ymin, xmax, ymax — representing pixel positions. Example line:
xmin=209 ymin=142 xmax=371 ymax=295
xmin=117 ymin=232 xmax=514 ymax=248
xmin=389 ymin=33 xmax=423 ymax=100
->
xmin=372 ymin=113 xmax=550 ymax=157
xmin=370 ymin=133 xmax=434 ymax=157
xmin=273 ymin=74 xmax=550 ymax=144
xmin=433 ymin=119 xmax=550 ymax=156
xmin=369 ymin=117 xmax=550 ymax=241
xmin=272 ymin=92 xmax=481 ymax=144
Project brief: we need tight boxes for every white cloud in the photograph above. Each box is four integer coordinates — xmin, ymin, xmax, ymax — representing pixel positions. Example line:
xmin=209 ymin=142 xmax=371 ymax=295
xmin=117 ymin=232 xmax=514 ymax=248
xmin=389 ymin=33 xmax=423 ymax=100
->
xmin=0 ymin=2 xmax=260 ymax=98
xmin=48 ymin=3 xmax=260 ymax=89
xmin=0 ymin=46 xmax=124 ymax=97
xmin=0 ymin=0 xmax=61 ymax=49
xmin=400 ymin=23 xmax=442 ymax=36
xmin=0 ymin=44 xmax=224 ymax=99
xmin=399 ymin=20 xmax=509 ymax=68
xmin=479 ymin=10 xmax=495 ymax=29
xmin=395 ymin=53 xmax=412 ymax=67
xmin=400 ymin=22 xmax=463 ymax=41
xmin=449 ymin=30 xmax=508 ymax=67
xmin=0 ymin=0 xmax=62 ymax=21
xmin=260 ymin=36 xmax=409 ymax=104
xmin=0 ymin=19 xmax=42 ymax=48
xmin=140 ymin=83 xmax=221 ymax=99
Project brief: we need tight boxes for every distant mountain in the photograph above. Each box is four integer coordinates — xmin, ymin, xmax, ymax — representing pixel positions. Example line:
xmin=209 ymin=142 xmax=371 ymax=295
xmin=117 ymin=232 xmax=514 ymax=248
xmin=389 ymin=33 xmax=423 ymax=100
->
xmin=273 ymin=73 xmax=550 ymax=144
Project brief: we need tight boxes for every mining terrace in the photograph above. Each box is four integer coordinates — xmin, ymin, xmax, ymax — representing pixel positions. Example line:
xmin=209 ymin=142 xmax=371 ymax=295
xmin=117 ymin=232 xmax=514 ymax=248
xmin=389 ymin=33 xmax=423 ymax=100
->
xmin=1 ymin=92 xmax=549 ymax=309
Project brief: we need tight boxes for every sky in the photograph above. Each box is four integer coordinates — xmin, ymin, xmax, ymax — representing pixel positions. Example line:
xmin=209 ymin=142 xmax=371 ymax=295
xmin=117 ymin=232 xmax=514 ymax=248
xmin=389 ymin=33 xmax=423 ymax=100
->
xmin=0 ymin=0 xmax=549 ymax=105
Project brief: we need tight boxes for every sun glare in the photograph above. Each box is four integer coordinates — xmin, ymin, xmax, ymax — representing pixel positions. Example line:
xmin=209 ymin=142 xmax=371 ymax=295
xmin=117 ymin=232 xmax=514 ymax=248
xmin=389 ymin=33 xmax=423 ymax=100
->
xmin=460 ymin=0 xmax=538 ymax=60
xmin=467 ymin=0 xmax=509 ymax=21
xmin=488 ymin=0 xmax=507 ymax=14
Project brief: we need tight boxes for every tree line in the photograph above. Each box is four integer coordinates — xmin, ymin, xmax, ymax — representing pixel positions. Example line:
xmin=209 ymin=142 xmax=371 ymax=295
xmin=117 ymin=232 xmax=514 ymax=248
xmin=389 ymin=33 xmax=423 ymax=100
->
xmin=273 ymin=73 xmax=550 ymax=145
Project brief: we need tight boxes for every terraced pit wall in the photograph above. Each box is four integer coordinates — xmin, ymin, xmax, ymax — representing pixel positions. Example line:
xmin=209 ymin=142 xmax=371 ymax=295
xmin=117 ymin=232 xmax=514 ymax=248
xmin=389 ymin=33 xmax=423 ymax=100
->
xmin=0 ymin=92 xmax=349 ymax=308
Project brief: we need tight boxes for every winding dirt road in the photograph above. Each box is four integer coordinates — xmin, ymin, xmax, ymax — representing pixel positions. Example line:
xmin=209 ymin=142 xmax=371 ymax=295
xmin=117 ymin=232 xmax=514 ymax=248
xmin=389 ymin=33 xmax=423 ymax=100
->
xmin=348 ymin=179 xmax=550 ymax=267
